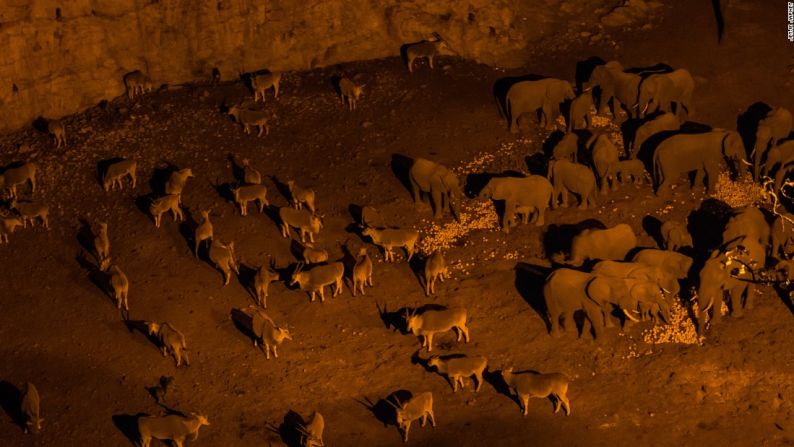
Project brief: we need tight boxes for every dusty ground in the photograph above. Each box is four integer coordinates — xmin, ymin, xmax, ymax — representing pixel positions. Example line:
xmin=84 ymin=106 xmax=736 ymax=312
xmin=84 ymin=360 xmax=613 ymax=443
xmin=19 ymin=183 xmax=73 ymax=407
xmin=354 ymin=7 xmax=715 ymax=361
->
xmin=2 ymin=1 xmax=794 ymax=446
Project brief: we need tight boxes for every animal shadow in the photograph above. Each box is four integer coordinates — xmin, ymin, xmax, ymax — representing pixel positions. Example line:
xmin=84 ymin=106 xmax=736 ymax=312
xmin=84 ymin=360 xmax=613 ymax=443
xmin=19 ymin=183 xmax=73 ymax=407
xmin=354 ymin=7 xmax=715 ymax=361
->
xmin=687 ymin=198 xmax=732 ymax=254
xmin=31 ymin=116 xmax=50 ymax=134
xmin=97 ymin=157 xmax=126 ymax=188
xmin=483 ymin=369 xmax=514 ymax=403
xmin=642 ymin=215 xmax=664 ymax=249
xmin=178 ymin=209 xmax=200 ymax=258
xmin=356 ymin=389 xmax=414 ymax=428
xmin=76 ymin=218 xmax=98 ymax=260
xmin=376 ymin=302 xmax=409 ymax=333
xmin=230 ymin=307 xmax=259 ymax=344
xmin=112 ymin=413 xmax=147 ymax=447
xmin=574 ymin=56 xmax=605 ymax=93
xmin=227 ymin=153 xmax=246 ymax=184
xmin=134 ymin=193 xmax=158 ymax=224
xmin=515 ymin=262 xmax=553 ymax=330
xmin=211 ymin=179 xmax=237 ymax=205
xmin=492 ymin=74 xmax=546 ymax=125
xmin=277 ymin=409 xmax=308 ymax=447
xmin=0 ymin=381 xmax=24 ymax=430
xmin=237 ymin=263 xmax=261 ymax=303
xmin=736 ymin=102 xmax=773 ymax=160
xmin=541 ymin=131 xmax=566 ymax=157
xmin=542 ymin=219 xmax=606 ymax=263
xmin=391 ymin=154 xmax=415 ymax=197
xmin=148 ymin=164 xmax=177 ymax=196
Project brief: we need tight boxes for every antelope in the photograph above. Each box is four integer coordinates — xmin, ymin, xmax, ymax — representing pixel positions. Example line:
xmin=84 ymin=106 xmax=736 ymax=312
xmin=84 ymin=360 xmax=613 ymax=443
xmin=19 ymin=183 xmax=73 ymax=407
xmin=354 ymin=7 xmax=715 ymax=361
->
xmin=286 ymin=180 xmax=316 ymax=214
xmin=228 ymin=104 xmax=270 ymax=137
xmin=423 ymin=250 xmax=448 ymax=296
xmin=338 ymin=77 xmax=364 ymax=110
xmin=241 ymin=158 xmax=262 ymax=184
xmin=21 ymin=382 xmax=43 ymax=434
xmin=232 ymin=184 xmax=268 ymax=216
xmin=501 ymin=367 xmax=571 ymax=416
xmin=254 ymin=263 xmax=280 ymax=308
xmin=103 ymin=159 xmax=137 ymax=191
xmin=297 ymin=411 xmax=324 ymax=447
xmin=405 ymin=306 xmax=469 ymax=352
xmin=361 ymin=227 xmax=418 ymax=262
xmin=251 ymin=71 xmax=281 ymax=102
xmin=386 ymin=392 xmax=435 ymax=443
xmin=279 ymin=207 xmax=322 ymax=243
xmin=149 ymin=194 xmax=183 ymax=228
xmin=138 ymin=413 xmax=209 ymax=447
xmin=351 ymin=247 xmax=373 ymax=296
xmin=302 ymin=243 xmax=329 ymax=264
xmin=427 ymin=354 xmax=488 ymax=392
xmin=165 ymin=168 xmax=193 ymax=196
xmin=146 ymin=321 xmax=190 ymax=367
xmin=0 ymin=216 xmax=23 ymax=243
xmin=1 ymin=162 xmax=37 ymax=198
xmin=194 ymin=210 xmax=213 ymax=257
xmin=48 ymin=119 xmax=66 ymax=148
xmin=11 ymin=199 xmax=49 ymax=229
xmin=208 ymin=240 xmax=238 ymax=286
xmin=252 ymin=310 xmax=293 ymax=360
xmin=404 ymin=33 xmax=456 ymax=73
xmin=94 ymin=222 xmax=110 ymax=264
xmin=290 ymin=262 xmax=344 ymax=302
xmin=107 ymin=263 xmax=129 ymax=312
xmin=123 ymin=70 xmax=154 ymax=99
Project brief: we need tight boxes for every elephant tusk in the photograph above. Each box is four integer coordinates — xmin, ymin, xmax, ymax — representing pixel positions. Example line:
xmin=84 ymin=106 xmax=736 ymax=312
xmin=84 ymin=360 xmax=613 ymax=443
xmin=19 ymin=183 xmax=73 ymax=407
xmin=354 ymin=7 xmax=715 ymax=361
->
xmin=739 ymin=158 xmax=753 ymax=166
xmin=660 ymin=287 xmax=670 ymax=294
xmin=622 ymin=308 xmax=640 ymax=322
xmin=641 ymin=102 xmax=649 ymax=115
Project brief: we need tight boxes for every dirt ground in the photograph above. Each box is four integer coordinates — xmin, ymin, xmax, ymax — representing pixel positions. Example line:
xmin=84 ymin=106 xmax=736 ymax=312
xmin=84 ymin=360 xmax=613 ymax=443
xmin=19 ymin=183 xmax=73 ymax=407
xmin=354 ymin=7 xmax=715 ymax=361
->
xmin=2 ymin=1 xmax=794 ymax=446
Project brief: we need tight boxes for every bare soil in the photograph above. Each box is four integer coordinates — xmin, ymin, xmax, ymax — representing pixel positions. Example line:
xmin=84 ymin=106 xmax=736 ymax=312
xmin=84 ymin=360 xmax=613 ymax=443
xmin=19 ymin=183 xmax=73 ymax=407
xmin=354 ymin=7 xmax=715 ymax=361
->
xmin=2 ymin=1 xmax=794 ymax=446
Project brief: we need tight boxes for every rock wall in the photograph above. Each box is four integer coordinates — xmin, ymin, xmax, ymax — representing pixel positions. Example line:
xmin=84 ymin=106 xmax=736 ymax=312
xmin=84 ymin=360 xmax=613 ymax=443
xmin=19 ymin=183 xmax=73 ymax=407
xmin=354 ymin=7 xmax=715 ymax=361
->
xmin=0 ymin=0 xmax=637 ymax=133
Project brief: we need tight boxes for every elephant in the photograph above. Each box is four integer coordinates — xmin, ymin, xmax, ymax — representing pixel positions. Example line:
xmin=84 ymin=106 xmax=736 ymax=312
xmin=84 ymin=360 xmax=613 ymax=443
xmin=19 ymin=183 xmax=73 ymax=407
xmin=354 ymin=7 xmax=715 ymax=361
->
xmin=591 ymin=259 xmax=680 ymax=297
xmin=752 ymin=107 xmax=793 ymax=180
xmin=506 ymin=78 xmax=575 ymax=131
xmin=770 ymin=212 xmax=794 ymax=259
xmin=587 ymin=134 xmax=620 ymax=193
xmin=630 ymin=112 xmax=681 ymax=157
xmin=631 ymin=249 xmax=693 ymax=280
xmin=543 ymin=268 xmax=639 ymax=339
xmin=722 ymin=205 xmax=769 ymax=247
xmin=652 ymin=129 xmax=747 ymax=197
xmin=660 ymin=220 xmax=693 ymax=251
xmin=584 ymin=61 xmax=642 ymax=121
xmin=546 ymin=159 xmax=598 ymax=209
xmin=723 ymin=236 xmax=766 ymax=317
xmin=763 ymin=140 xmax=794 ymax=181
xmin=477 ymin=175 xmax=552 ymax=232
xmin=408 ymin=158 xmax=460 ymax=221
xmin=567 ymin=223 xmax=637 ymax=267
xmin=695 ymin=246 xmax=747 ymax=334
xmin=567 ymin=90 xmax=593 ymax=131
xmin=637 ymin=69 xmax=695 ymax=120
xmin=622 ymin=277 xmax=672 ymax=324
xmin=552 ymin=132 xmax=578 ymax=163
xmin=614 ymin=159 xmax=650 ymax=185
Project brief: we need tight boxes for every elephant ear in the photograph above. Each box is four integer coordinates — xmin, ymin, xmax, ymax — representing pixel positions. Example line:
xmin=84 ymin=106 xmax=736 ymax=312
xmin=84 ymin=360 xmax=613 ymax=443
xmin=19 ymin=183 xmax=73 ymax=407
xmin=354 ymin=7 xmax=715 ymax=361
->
xmin=440 ymin=170 xmax=459 ymax=192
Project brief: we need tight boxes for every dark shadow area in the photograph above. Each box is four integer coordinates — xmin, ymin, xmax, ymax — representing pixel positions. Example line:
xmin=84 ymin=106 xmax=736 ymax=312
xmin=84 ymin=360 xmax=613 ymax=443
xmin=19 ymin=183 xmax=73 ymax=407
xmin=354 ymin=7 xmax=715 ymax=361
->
xmin=712 ymin=0 xmax=725 ymax=43
xmin=227 ymin=153 xmax=246 ymax=184
xmin=515 ymin=262 xmax=553 ymax=331
xmin=271 ymin=176 xmax=293 ymax=204
xmin=574 ymin=56 xmax=605 ymax=94
xmin=76 ymin=218 xmax=98 ymax=261
xmin=177 ymin=209 xmax=199 ymax=258
xmin=541 ymin=130 xmax=565 ymax=157
xmin=356 ymin=389 xmax=414 ymax=428
xmin=149 ymin=164 xmax=177 ymax=196
xmin=642 ymin=215 xmax=664 ymax=249
xmin=348 ymin=203 xmax=365 ymax=227
xmin=376 ymin=301 xmax=409 ymax=334
xmin=277 ymin=409 xmax=308 ymax=447
xmin=0 ymin=381 xmax=24 ymax=431
xmin=112 ymin=413 xmax=147 ymax=447
xmin=210 ymin=178 xmax=237 ymax=205
xmin=390 ymin=154 xmax=415 ymax=198
xmin=231 ymin=307 xmax=259 ymax=344
xmin=525 ymin=153 xmax=548 ymax=176
xmin=625 ymin=63 xmax=674 ymax=77
xmin=237 ymin=263 xmax=261 ymax=303
xmin=492 ymin=74 xmax=547 ymax=127
xmin=687 ymin=198 xmax=733 ymax=254
xmin=145 ymin=376 xmax=175 ymax=407
xmin=736 ymin=102 xmax=772 ymax=161
xmin=330 ymin=73 xmax=343 ymax=97
xmin=542 ymin=219 xmax=606 ymax=262
xmin=31 ymin=116 xmax=49 ymax=134
xmin=483 ymin=369 xmax=514 ymax=403
xmin=97 ymin=157 xmax=126 ymax=188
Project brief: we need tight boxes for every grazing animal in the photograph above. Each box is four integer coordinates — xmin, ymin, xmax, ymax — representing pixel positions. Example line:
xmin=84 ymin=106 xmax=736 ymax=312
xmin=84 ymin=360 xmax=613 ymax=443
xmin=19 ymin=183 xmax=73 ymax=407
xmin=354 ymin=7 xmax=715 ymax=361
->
xmin=251 ymin=310 xmax=293 ymax=359
xmin=405 ymin=306 xmax=469 ymax=352
xmin=251 ymin=71 xmax=281 ymax=102
xmin=427 ymin=354 xmax=488 ymax=392
xmin=193 ymin=210 xmax=213 ymax=257
xmin=103 ymin=159 xmax=137 ymax=191
xmin=404 ymin=33 xmax=456 ymax=72
xmin=302 ymin=243 xmax=329 ymax=264
xmin=208 ymin=240 xmax=238 ymax=286
xmin=661 ymin=220 xmax=692 ymax=251
xmin=21 ymin=382 xmax=43 ymax=434
xmin=11 ymin=199 xmax=49 ymax=229
xmin=107 ymin=263 xmax=129 ymax=312
xmin=423 ymin=250 xmax=449 ymax=296
xmin=546 ymin=159 xmax=598 ymax=209
xmin=146 ymin=321 xmax=190 ymax=367
xmin=48 ymin=119 xmax=66 ymax=148
xmin=232 ymin=184 xmax=268 ymax=216
xmin=339 ymin=77 xmax=364 ymax=110
xmin=137 ymin=413 xmax=209 ymax=447
xmin=254 ymin=264 xmax=280 ymax=308
xmin=149 ymin=194 xmax=183 ymax=228
xmin=241 ymin=158 xmax=262 ymax=184
xmin=94 ymin=222 xmax=110 ymax=263
xmin=361 ymin=205 xmax=386 ymax=228
xmin=279 ymin=207 xmax=322 ymax=243
xmin=123 ymin=70 xmax=154 ymax=99
xmin=0 ymin=216 xmax=23 ymax=243
xmin=286 ymin=180 xmax=316 ymax=214
xmin=1 ymin=162 xmax=37 ymax=198
xmin=351 ymin=247 xmax=373 ymax=296
xmin=361 ymin=227 xmax=418 ymax=262
xmin=298 ymin=412 xmax=324 ymax=447
xmin=501 ymin=367 xmax=571 ymax=416
xmin=290 ymin=262 xmax=345 ymax=302
xmin=228 ymin=104 xmax=270 ymax=136
xmin=164 ymin=168 xmax=193 ymax=196
xmin=614 ymin=159 xmax=650 ymax=184
xmin=388 ymin=392 xmax=435 ymax=442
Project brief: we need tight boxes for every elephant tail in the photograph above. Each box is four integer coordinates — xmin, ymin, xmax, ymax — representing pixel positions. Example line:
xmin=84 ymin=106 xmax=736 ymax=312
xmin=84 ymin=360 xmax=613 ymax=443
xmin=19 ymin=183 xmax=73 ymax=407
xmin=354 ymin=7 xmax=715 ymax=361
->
xmin=505 ymin=93 xmax=514 ymax=130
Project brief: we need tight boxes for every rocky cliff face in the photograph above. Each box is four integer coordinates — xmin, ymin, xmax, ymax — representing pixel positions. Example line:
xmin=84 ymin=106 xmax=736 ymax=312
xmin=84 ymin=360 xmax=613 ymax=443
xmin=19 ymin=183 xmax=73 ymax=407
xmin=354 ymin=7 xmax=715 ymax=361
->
xmin=0 ymin=0 xmax=652 ymax=133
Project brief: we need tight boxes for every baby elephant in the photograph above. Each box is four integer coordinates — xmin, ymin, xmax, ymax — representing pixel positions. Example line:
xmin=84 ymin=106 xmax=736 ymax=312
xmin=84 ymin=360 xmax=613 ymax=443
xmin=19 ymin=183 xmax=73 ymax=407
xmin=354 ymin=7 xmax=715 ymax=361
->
xmin=146 ymin=322 xmax=190 ymax=367
xmin=661 ymin=220 xmax=693 ymax=251
xmin=501 ymin=367 xmax=570 ymax=416
xmin=567 ymin=90 xmax=594 ymax=131
xmin=615 ymin=159 xmax=650 ymax=185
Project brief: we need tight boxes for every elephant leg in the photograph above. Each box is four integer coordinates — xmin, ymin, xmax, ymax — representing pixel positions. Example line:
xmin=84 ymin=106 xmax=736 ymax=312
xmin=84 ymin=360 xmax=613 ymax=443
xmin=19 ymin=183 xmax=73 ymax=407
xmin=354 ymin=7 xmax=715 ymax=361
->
xmin=502 ymin=200 xmax=516 ymax=233
xmin=541 ymin=103 xmax=554 ymax=129
xmin=535 ymin=205 xmax=545 ymax=226
xmin=744 ymin=284 xmax=755 ymax=310
xmin=409 ymin=178 xmax=421 ymax=204
xmin=560 ymin=187 xmax=569 ymax=208
xmin=431 ymin=189 xmax=443 ymax=219
xmin=705 ymin=167 xmax=718 ymax=192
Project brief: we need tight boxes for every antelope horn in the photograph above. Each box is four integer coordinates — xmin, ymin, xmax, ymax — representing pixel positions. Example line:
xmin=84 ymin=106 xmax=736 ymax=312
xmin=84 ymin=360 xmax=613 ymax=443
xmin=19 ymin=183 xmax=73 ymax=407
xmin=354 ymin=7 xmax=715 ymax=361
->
xmin=622 ymin=308 xmax=641 ymax=322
